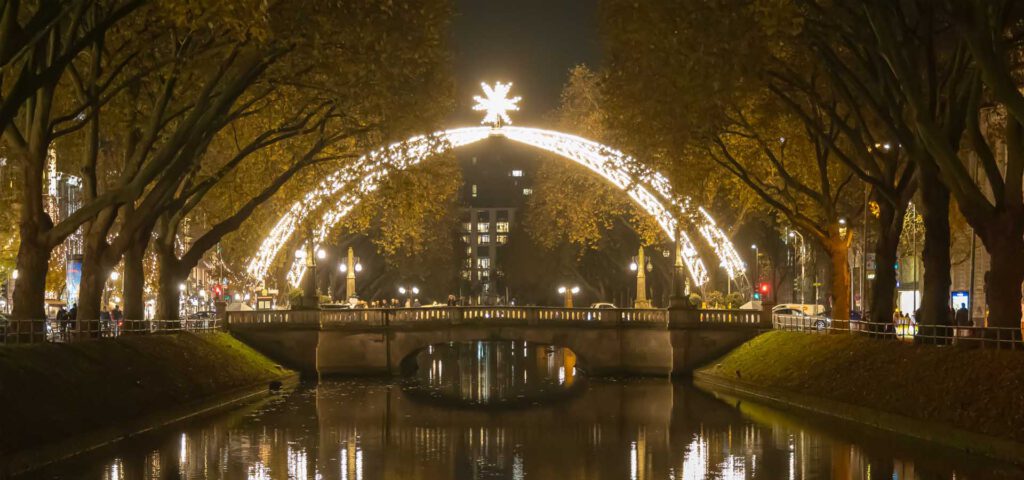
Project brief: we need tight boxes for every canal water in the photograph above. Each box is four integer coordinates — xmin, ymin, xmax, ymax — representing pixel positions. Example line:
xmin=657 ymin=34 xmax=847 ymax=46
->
xmin=28 ymin=340 xmax=1024 ymax=479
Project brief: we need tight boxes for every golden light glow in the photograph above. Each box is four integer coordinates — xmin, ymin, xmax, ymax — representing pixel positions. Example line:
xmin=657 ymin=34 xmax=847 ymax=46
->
xmin=473 ymin=81 xmax=521 ymax=126
xmin=246 ymin=125 xmax=748 ymax=292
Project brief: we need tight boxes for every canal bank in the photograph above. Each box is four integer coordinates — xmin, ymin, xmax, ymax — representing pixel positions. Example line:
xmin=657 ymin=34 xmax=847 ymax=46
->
xmin=694 ymin=331 xmax=1024 ymax=462
xmin=0 ymin=332 xmax=296 ymax=476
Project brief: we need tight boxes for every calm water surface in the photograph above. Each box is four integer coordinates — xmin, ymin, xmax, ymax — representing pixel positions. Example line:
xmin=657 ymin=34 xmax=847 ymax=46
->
xmin=29 ymin=340 xmax=1024 ymax=479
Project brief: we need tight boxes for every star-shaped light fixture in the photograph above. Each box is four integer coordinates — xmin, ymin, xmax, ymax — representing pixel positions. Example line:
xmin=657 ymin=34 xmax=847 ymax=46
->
xmin=473 ymin=81 xmax=521 ymax=127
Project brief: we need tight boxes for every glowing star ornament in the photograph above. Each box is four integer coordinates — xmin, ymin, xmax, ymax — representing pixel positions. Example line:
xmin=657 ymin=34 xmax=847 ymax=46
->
xmin=473 ymin=81 xmax=521 ymax=127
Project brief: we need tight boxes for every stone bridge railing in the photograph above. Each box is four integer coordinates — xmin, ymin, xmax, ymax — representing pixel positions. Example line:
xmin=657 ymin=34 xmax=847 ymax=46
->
xmin=225 ymin=306 xmax=768 ymax=329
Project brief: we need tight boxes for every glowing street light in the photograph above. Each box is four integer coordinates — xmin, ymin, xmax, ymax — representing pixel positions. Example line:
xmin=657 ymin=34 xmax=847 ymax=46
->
xmin=109 ymin=271 xmax=120 ymax=281
xmin=557 ymin=285 xmax=580 ymax=308
xmin=316 ymin=248 xmax=326 ymax=260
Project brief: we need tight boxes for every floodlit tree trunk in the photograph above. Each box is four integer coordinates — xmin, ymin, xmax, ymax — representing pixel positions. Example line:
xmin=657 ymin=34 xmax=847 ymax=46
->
xmin=154 ymin=245 xmax=184 ymax=325
xmin=824 ymin=238 xmax=851 ymax=322
xmin=870 ymin=200 xmax=906 ymax=328
xmin=918 ymin=165 xmax=951 ymax=329
xmin=11 ymin=158 xmax=50 ymax=325
xmin=75 ymin=234 xmax=113 ymax=335
xmin=979 ymin=213 xmax=1024 ymax=329
xmin=11 ymin=237 xmax=51 ymax=341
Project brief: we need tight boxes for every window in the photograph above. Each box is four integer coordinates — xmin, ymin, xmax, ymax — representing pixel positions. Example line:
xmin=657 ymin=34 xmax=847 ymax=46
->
xmin=496 ymin=234 xmax=508 ymax=245
xmin=511 ymin=169 xmax=524 ymax=177
xmin=462 ymin=222 xmax=472 ymax=232
xmin=477 ymin=222 xmax=490 ymax=232
xmin=478 ymin=234 xmax=491 ymax=245
xmin=471 ymin=184 xmax=478 ymax=198
xmin=496 ymin=221 xmax=510 ymax=233
xmin=461 ymin=235 xmax=470 ymax=244
xmin=522 ymin=188 xmax=533 ymax=196
xmin=478 ymin=257 xmax=491 ymax=269
xmin=461 ymin=270 xmax=472 ymax=280
xmin=465 ymin=246 xmax=472 ymax=256
xmin=479 ymin=270 xmax=490 ymax=282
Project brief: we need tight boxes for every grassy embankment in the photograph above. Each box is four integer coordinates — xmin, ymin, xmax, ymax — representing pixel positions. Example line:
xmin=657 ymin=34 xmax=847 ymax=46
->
xmin=697 ymin=331 xmax=1024 ymax=445
xmin=0 ymin=332 xmax=291 ymax=459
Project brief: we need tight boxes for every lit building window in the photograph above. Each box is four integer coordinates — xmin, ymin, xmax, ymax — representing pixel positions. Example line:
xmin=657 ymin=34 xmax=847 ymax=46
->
xmin=496 ymin=222 xmax=509 ymax=233
xmin=497 ymin=234 xmax=508 ymax=245
xmin=471 ymin=184 xmax=478 ymax=198
xmin=478 ymin=257 xmax=491 ymax=269
xmin=479 ymin=234 xmax=491 ymax=245
xmin=480 ymin=270 xmax=491 ymax=281
xmin=511 ymin=169 xmax=524 ymax=177
xmin=522 ymin=188 xmax=533 ymax=196
xmin=462 ymin=222 xmax=472 ymax=232
xmin=477 ymin=222 xmax=490 ymax=232
xmin=461 ymin=235 xmax=470 ymax=244
xmin=461 ymin=270 xmax=472 ymax=280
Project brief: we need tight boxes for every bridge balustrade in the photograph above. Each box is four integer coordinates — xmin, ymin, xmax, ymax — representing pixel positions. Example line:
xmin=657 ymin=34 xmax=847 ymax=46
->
xmin=226 ymin=307 xmax=707 ymax=328
xmin=696 ymin=309 xmax=763 ymax=325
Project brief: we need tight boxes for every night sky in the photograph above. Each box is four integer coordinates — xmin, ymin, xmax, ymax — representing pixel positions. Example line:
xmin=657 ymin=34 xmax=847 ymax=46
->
xmin=450 ymin=0 xmax=600 ymax=126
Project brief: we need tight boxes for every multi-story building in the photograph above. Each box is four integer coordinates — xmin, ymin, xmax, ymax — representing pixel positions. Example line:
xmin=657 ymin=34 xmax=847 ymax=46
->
xmin=457 ymin=139 xmax=538 ymax=304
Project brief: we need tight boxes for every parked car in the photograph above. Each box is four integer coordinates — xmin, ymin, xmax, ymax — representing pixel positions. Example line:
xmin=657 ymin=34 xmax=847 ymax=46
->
xmin=589 ymin=302 xmax=617 ymax=309
xmin=772 ymin=307 xmax=831 ymax=331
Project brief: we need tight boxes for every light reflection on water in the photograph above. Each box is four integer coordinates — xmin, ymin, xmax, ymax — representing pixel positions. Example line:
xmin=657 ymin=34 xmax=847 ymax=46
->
xmin=404 ymin=341 xmax=579 ymax=406
xmin=28 ymin=340 xmax=1024 ymax=479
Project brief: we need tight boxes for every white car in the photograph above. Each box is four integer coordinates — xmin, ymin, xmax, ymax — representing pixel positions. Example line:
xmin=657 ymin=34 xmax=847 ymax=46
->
xmin=589 ymin=302 xmax=618 ymax=309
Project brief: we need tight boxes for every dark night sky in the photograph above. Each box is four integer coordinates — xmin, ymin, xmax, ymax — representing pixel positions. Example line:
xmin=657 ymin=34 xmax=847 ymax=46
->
xmin=450 ymin=0 xmax=600 ymax=126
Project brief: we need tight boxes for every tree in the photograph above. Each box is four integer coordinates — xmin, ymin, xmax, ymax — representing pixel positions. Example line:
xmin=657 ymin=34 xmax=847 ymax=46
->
xmin=601 ymin=1 xmax=860 ymax=319
xmin=805 ymin=1 xmax=1024 ymax=327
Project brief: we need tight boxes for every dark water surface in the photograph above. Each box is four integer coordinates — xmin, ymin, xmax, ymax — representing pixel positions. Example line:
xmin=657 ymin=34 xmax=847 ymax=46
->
xmin=27 ymin=340 xmax=1024 ymax=479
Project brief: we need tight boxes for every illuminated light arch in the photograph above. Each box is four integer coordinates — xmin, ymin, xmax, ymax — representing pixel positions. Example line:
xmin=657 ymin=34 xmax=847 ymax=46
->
xmin=245 ymin=126 xmax=749 ymax=293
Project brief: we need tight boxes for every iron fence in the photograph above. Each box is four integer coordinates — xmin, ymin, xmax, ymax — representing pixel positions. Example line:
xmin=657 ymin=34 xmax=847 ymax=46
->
xmin=773 ymin=314 xmax=1023 ymax=350
xmin=0 ymin=318 xmax=223 ymax=345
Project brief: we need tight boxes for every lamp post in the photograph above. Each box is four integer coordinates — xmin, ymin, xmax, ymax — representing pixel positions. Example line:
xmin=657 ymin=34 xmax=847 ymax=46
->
xmin=630 ymin=246 xmax=653 ymax=308
xmin=751 ymin=244 xmax=759 ymax=290
xmin=338 ymin=247 xmax=362 ymax=300
xmin=788 ymin=230 xmax=806 ymax=304
xmin=398 ymin=286 xmax=419 ymax=307
xmin=557 ymin=285 xmax=579 ymax=308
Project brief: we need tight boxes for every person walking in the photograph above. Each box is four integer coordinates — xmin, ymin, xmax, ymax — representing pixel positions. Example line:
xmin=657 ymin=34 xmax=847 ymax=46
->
xmin=955 ymin=303 xmax=971 ymax=342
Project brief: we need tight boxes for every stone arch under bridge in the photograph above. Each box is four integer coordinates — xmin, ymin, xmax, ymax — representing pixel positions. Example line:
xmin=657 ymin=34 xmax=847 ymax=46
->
xmin=245 ymin=125 xmax=751 ymax=295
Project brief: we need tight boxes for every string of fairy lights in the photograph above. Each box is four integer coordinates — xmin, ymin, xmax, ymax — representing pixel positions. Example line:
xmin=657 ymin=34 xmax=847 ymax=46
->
xmin=245 ymin=82 xmax=748 ymax=292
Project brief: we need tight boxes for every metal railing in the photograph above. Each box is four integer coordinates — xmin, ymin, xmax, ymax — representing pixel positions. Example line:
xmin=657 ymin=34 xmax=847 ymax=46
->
xmin=773 ymin=314 xmax=1024 ymax=349
xmin=0 ymin=318 xmax=223 ymax=345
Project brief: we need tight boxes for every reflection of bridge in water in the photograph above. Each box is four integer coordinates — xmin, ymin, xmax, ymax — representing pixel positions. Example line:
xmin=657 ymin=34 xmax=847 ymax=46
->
xmin=227 ymin=307 xmax=769 ymax=376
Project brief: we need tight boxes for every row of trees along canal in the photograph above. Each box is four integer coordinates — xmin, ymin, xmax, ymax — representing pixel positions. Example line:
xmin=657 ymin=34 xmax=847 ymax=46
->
xmin=593 ymin=0 xmax=1024 ymax=329
xmin=1 ymin=0 xmax=453 ymax=324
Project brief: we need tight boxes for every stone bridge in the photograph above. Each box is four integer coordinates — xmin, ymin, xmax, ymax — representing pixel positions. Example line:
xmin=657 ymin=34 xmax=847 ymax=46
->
xmin=226 ymin=306 xmax=769 ymax=376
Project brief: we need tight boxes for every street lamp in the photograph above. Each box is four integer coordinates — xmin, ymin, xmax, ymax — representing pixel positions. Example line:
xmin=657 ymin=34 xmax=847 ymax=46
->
xmin=751 ymin=244 xmax=759 ymax=289
xmin=557 ymin=285 xmax=580 ymax=308
xmin=787 ymin=230 xmax=807 ymax=304
xmin=630 ymin=247 xmax=653 ymax=308
xmin=338 ymin=247 xmax=362 ymax=300
xmin=398 ymin=286 xmax=419 ymax=306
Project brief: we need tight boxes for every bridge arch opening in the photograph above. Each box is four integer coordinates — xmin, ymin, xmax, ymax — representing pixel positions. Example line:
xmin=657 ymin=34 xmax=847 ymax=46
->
xmin=246 ymin=127 xmax=750 ymax=295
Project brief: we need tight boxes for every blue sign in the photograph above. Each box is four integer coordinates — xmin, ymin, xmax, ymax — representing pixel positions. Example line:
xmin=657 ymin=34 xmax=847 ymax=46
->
xmin=66 ymin=256 xmax=82 ymax=304
xmin=951 ymin=290 xmax=969 ymax=310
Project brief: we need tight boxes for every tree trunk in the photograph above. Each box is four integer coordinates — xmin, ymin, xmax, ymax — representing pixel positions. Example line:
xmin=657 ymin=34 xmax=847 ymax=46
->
xmin=10 ymin=237 xmax=51 ymax=341
xmin=870 ymin=200 xmax=906 ymax=328
xmin=122 ymin=238 xmax=147 ymax=330
xmin=979 ymin=212 xmax=1024 ymax=329
xmin=824 ymin=238 xmax=851 ymax=322
xmin=918 ymin=167 xmax=951 ymax=329
xmin=154 ymin=240 xmax=186 ymax=325
xmin=75 ymin=235 xmax=112 ymax=336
